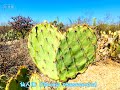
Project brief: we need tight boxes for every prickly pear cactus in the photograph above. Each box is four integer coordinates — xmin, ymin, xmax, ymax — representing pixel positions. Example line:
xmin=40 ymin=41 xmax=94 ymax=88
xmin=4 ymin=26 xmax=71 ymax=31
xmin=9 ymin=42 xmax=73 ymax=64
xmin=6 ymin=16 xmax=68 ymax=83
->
xmin=28 ymin=22 xmax=97 ymax=82
xmin=5 ymin=66 xmax=29 ymax=90
xmin=0 ymin=75 xmax=8 ymax=90
xmin=98 ymin=30 xmax=120 ymax=60
xmin=29 ymin=73 xmax=45 ymax=90
xmin=111 ymin=31 xmax=120 ymax=58
xmin=117 ymin=44 xmax=120 ymax=58
xmin=29 ymin=73 xmax=65 ymax=90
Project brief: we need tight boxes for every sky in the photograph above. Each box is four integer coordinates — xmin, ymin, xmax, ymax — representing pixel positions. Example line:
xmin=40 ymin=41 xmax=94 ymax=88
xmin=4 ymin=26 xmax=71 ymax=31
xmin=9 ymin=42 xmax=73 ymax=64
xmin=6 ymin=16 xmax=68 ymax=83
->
xmin=0 ymin=0 xmax=120 ymax=25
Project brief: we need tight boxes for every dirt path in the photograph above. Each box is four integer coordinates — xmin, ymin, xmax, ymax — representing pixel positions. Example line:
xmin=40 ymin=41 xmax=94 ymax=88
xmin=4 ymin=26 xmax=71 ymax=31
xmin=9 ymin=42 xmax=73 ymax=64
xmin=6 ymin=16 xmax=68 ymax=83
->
xmin=67 ymin=59 xmax=120 ymax=90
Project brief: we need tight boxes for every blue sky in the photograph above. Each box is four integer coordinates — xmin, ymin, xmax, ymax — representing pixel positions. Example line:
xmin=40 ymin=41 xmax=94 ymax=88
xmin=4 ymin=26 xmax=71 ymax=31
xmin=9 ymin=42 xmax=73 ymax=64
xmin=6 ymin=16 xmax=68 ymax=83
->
xmin=0 ymin=0 xmax=120 ymax=25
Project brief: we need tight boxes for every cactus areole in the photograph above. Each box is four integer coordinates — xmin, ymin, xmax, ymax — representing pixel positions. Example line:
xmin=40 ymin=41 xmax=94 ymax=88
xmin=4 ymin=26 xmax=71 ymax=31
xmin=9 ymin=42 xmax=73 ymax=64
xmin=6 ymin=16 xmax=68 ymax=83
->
xmin=28 ymin=22 xmax=97 ymax=82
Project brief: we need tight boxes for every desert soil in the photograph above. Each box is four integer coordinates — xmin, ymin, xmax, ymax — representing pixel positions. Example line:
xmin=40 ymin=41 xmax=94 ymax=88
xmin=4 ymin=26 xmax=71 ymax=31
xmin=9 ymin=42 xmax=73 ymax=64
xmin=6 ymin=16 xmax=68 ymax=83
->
xmin=0 ymin=39 xmax=120 ymax=90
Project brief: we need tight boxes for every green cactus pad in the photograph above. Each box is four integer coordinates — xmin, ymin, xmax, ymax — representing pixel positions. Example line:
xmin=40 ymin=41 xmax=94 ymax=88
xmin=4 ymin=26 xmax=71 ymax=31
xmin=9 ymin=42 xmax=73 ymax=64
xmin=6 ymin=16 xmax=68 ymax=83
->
xmin=108 ymin=31 xmax=120 ymax=57
xmin=28 ymin=23 xmax=97 ymax=82
xmin=0 ymin=75 xmax=8 ymax=90
xmin=5 ymin=66 xmax=29 ymax=90
xmin=29 ymin=73 xmax=65 ymax=90
xmin=29 ymin=73 xmax=44 ymax=90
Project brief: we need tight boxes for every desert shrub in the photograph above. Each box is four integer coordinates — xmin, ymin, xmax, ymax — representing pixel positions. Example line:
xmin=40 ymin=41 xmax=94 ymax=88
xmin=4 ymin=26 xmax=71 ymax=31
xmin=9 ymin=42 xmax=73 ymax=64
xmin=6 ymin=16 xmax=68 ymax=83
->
xmin=96 ymin=23 xmax=120 ymax=36
xmin=9 ymin=15 xmax=34 ymax=39
xmin=0 ymin=30 xmax=22 ymax=42
xmin=50 ymin=20 xmax=66 ymax=33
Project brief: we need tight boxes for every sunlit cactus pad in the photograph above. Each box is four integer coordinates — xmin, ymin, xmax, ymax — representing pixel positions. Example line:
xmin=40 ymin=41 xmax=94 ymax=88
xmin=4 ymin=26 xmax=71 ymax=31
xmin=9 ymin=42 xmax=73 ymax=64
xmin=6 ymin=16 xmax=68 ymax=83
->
xmin=0 ymin=75 xmax=8 ymax=90
xmin=28 ymin=22 xmax=97 ymax=82
xmin=5 ymin=66 xmax=29 ymax=90
xmin=29 ymin=73 xmax=44 ymax=90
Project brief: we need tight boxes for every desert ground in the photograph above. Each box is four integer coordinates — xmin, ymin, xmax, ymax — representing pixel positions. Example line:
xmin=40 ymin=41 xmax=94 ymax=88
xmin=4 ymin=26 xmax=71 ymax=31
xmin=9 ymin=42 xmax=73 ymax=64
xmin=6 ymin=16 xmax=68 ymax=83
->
xmin=0 ymin=39 xmax=120 ymax=90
